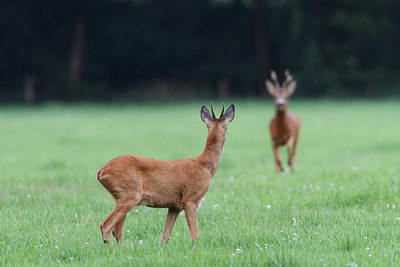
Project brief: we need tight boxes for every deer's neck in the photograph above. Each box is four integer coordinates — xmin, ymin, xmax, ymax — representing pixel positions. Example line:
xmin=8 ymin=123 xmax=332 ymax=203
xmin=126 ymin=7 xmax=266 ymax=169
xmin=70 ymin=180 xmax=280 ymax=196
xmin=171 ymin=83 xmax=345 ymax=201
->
xmin=275 ymin=109 xmax=288 ymax=127
xmin=197 ymin=126 xmax=226 ymax=177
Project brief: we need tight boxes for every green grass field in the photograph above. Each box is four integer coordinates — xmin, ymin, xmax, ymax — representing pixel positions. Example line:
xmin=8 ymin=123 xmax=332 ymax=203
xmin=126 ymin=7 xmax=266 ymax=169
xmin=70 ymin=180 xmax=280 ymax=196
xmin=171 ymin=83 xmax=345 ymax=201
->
xmin=1 ymin=100 xmax=399 ymax=266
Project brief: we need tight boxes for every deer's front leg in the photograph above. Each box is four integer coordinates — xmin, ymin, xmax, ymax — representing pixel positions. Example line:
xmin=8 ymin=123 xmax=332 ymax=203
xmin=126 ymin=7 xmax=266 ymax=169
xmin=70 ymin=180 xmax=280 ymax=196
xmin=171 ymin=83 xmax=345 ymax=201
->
xmin=161 ymin=208 xmax=181 ymax=244
xmin=272 ymin=144 xmax=284 ymax=172
xmin=286 ymin=139 xmax=294 ymax=172
xmin=287 ymin=137 xmax=298 ymax=172
xmin=288 ymin=146 xmax=296 ymax=172
xmin=184 ymin=203 xmax=199 ymax=241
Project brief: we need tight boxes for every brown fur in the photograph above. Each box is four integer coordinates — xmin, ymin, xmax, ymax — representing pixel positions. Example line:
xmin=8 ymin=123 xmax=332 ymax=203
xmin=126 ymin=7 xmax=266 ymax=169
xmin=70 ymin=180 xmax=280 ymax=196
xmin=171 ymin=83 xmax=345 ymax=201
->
xmin=97 ymin=104 xmax=235 ymax=244
xmin=266 ymin=70 xmax=300 ymax=172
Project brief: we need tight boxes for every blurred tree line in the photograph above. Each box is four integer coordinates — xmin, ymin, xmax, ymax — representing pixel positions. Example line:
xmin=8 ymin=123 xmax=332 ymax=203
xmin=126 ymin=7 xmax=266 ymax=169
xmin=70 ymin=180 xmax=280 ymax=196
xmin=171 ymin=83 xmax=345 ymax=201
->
xmin=0 ymin=0 xmax=399 ymax=102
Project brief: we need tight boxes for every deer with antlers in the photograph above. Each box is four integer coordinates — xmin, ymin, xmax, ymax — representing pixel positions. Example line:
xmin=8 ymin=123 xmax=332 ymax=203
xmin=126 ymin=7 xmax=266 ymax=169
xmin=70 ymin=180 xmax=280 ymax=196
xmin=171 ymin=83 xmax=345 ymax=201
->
xmin=266 ymin=70 xmax=300 ymax=172
xmin=97 ymin=103 xmax=235 ymax=244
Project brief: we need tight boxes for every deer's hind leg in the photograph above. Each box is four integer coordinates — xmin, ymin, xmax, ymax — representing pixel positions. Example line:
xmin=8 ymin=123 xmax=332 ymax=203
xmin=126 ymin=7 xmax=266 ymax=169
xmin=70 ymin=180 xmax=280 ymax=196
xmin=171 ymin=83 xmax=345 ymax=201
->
xmin=112 ymin=214 xmax=127 ymax=243
xmin=102 ymin=197 xmax=140 ymax=244
xmin=99 ymin=175 xmax=143 ymax=244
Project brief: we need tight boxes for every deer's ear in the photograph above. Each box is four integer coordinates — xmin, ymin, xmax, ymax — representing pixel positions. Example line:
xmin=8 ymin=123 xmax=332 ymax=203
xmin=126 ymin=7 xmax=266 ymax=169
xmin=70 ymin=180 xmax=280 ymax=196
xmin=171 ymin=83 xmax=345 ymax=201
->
xmin=266 ymin=80 xmax=275 ymax=96
xmin=286 ymin=81 xmax=297 ymax=96
xmin=201 ymin=106 xmax=213 ymax=125
xmin=222 ymin=104 xmax=235 ymax=123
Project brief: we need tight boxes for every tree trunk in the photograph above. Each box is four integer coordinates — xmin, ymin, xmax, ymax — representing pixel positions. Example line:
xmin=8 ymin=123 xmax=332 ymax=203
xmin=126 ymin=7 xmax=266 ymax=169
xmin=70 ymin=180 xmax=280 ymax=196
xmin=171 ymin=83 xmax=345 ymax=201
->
xmin=217 ymin=77 xmax=230 ymax=98
xmin=23 ymin=74 xmax=36 ymax=105
xmin=252 ymin=0 xmax=270 ymax=79
xmin=68 ymin=11 xmax=86 ymax=87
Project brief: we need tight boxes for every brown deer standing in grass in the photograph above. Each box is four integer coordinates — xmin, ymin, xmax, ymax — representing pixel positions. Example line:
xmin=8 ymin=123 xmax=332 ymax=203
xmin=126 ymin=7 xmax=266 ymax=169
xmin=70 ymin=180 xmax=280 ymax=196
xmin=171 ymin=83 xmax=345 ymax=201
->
xmin=266 ymin=70 xmax=300 ymax=172
xmin=97 ymin=103 xmax=235 ymax=244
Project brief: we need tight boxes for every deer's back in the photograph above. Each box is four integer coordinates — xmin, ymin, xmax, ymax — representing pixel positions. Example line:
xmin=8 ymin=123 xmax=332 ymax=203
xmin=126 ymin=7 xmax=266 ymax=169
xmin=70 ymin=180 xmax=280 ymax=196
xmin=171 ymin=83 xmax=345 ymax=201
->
xmin=97 ymin=155 xmax=211 ymax=208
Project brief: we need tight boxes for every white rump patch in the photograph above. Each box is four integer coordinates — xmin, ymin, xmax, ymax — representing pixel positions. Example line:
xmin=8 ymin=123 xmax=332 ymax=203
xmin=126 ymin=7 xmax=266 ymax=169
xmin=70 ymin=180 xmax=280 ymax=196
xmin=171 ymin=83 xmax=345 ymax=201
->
xmin=198 ymin=197 xmax=205 ymax=208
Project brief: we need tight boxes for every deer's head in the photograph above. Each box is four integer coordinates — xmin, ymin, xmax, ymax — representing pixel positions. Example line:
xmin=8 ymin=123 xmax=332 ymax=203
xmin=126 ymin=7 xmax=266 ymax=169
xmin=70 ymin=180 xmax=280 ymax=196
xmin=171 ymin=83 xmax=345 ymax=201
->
xmin=201 ymin=103 xmax=235 ymax=130
xmin=266 ymin=70 xmax=297 ymax=111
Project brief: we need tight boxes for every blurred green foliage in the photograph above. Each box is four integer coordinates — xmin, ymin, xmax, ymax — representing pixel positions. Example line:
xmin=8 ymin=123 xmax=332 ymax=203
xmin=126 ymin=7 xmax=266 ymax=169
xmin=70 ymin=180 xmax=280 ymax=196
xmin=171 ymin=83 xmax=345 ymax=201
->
xmin=0 ymin=0 xmax=399 ymax=101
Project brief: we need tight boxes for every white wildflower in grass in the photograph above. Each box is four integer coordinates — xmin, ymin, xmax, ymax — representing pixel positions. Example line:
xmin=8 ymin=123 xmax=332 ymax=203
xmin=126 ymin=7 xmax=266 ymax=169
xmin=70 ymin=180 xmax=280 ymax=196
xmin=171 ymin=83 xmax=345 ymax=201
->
xmin=39 ymin=244 xmax=43 ymax=247
xmin=364 ymin=236 xmax=367 ymax=240
xmin=265 ymin=244 xmax=269 ymax=248
xmin=55 ymin=246 xmax=59 ymax=250
xmin=232 ymin=254 xmax=236 ymax=256
xmin=392 ymin=204 xmax=396 ymax=209
xmin=266 ymin=205 xmax=271 ymax=209
xmin=366 ymin=247 xmax=370 ymax=251
xmin=134 ymin=209 xmax=139 ymax=213
xmin=235 ymin=248 xmax=242 ymax=253
xmin=213 ymin=204 xmax=219 ymax=208
xmin=128 ymin=256 xmax=132 ymax=260
xmin=139 ymin=240 xmax=143 ymax=245
xmin=387 ymin=204 xmax=390 ymax=208
xmin=293 ymin=233 xmax=299 ymax=238
xmin=293 ymin=238 xmax=297 ymax=241
xmin=70 ymin=257 xmax=73 ymax=260
xmin=292 ymin=217 xmax=297 ymax=225
xmin=176 ymin=232 xmax=179 ymax=236
xmin=396 ymin=217 xmax=400 ymax=221
xmin=314 ymin=232 xmax=318 ymax=235
xmin=369 ymin=254 xmax=372 ymax=257
xmin=27 ymin=194 xmax=31 ymax=199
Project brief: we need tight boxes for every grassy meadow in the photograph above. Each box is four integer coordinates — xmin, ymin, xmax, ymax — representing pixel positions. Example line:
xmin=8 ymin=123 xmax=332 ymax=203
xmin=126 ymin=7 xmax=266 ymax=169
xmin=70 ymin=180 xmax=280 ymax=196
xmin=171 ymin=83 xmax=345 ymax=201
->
xmin=1 ymin=99 xmax=400 ymax=266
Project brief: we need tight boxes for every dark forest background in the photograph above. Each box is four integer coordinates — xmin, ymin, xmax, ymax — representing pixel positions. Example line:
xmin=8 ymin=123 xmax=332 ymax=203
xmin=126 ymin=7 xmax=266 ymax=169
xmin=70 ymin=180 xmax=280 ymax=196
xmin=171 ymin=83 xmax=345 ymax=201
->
xmin=1 ymin=0 xmax=399 ymax=103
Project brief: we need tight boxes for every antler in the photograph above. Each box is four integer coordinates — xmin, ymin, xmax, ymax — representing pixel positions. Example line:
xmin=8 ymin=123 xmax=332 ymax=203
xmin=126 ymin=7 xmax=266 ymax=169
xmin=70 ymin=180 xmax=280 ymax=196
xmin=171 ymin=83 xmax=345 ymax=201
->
xmin=210 ymin=101 xmax=216 ymax=119
xmin=270 ymin=70 xmax=280 ymax=89
xmin=282 ymin=69 xmax=293 ymax=89
xmin=219 ymin=103 xmax=225 ymax=118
